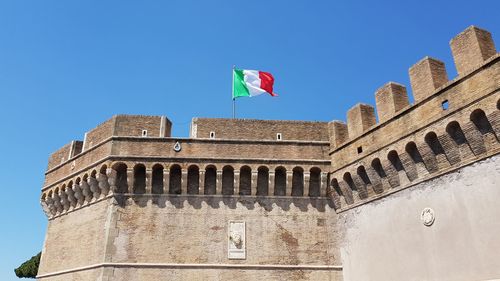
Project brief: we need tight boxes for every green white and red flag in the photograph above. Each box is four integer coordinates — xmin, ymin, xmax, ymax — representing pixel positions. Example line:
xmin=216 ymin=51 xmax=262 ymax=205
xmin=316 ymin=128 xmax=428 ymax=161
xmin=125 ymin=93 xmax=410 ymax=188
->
xmin=232 ymin=69 xmax=277 ymax=99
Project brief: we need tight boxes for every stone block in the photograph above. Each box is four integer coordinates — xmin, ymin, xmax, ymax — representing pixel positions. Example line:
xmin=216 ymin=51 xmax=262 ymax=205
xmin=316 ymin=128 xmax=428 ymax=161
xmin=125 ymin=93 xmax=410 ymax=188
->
xmin=328 ymin=121 xmax=348 ymax=148
xmin=375 ymin=82 xmax=410 ymax=123
xmin=450 ymin=26 xmax=496 ymax=75
xmin=347 ymin=103 xmax=376 ymax=138
xmin=409 ymin=57 xmax=448 ymax=102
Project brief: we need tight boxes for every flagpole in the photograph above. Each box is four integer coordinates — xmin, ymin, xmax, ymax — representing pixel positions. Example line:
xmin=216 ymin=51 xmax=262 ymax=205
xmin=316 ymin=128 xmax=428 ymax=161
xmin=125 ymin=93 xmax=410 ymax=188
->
xmin=232 ymin=65 xmax=236 ymax=119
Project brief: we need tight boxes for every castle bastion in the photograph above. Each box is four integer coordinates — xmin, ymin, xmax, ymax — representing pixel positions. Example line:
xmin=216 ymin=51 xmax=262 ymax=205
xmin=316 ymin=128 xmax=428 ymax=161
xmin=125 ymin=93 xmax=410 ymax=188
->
xmin=38 ymin=26 xmax=500 ymax=281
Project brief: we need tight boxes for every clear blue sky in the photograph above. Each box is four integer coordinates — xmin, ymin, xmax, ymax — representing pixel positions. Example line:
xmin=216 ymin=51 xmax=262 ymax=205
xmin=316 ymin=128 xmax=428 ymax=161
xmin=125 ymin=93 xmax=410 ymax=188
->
xmin=0 ymin=0 xmax=498 ymax=279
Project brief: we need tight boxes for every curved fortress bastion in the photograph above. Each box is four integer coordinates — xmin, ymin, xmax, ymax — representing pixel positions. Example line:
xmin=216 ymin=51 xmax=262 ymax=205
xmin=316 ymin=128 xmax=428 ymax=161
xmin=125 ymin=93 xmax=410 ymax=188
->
xmin=38 ymin=26 xmax=499 ymax=281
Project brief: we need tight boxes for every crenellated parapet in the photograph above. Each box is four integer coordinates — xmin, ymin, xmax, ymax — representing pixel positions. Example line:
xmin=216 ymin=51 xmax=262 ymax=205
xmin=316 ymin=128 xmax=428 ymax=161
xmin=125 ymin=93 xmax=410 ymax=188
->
xmin=327 ymin=26 xmax=500 ymax=211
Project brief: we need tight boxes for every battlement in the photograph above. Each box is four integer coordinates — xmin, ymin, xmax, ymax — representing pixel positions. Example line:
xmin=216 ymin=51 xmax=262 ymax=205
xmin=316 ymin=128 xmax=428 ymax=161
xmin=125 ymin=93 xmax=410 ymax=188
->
xmin=327 ymin=26 xmax=500 ymax=211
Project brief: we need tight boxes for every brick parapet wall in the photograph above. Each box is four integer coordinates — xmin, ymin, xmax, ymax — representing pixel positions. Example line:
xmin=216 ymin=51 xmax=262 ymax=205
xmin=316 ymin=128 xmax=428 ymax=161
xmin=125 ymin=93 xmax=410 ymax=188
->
xmin=192 ymin=118 xmax=329 ymax=141
xmin=44 ymin=137 xmax=329 ymax=188
xmin=47 ymin=141 xmax=83 ymax=170
xmin=81 ymin=117 xmax=116 ymax=156
xmin=46 ymin=115 xmax=173 ymax=171
xmin=44 ymin=141 xmax=113 ymax=187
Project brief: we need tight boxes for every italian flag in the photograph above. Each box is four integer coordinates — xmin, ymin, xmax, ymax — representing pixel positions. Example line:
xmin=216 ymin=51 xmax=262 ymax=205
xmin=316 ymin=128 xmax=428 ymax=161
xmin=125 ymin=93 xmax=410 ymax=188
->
xmin=233 ymin=69 xmax=277 ymax=99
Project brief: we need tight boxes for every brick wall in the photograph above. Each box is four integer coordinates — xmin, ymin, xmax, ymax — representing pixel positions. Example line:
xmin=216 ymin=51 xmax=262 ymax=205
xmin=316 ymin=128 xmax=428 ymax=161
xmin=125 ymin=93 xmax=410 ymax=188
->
xmin=38 ymin=200 xmax=109 ymax=276
xmin=192 ymin=118 xmax=329 ymax=141
xmin=83 ymin=117 xmax=116 ymax=150
xmin=47 ymin=143 xmax=73 ymax=170
xmin=111 ymin=138 xmax=329 ymax=162
xmin=44 ymin=142 xmax=112 ymax=187
xmin=38 ymin=196 xmax=342 ymax=280
xmin=114 ymin=115 xmax=166 ymax=137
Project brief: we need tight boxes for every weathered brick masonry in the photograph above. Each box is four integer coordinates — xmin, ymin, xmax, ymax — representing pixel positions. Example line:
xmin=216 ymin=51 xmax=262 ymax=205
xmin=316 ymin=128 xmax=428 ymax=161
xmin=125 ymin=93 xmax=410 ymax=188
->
xmin=38 ymin=26 xmax=499 ymax=281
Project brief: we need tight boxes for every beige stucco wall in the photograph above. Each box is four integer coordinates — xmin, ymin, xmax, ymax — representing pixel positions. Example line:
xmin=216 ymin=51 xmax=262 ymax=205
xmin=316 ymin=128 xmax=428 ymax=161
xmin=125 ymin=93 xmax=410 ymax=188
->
xmin=38 ymin=269 xmax=102 ymax=281
xmin=110 ymin=267 xmax=343 ymax=281
xmin=338 ymin=154 xmax=500 ymax=281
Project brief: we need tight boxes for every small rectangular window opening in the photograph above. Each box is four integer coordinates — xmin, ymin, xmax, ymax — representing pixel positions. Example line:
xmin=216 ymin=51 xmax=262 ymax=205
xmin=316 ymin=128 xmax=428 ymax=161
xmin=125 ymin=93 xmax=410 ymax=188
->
xmin=210 ymin=131 xmax=215 ymax=139
xmin=142 ymin=130 xmax=148 ymax=137
xmin=276 ymin=133 xmax=282 ymax=141
xmin=357 ymin=146 xmax=363 ymax=154
xmin=441 ymin=100 xmax=449 ymax=110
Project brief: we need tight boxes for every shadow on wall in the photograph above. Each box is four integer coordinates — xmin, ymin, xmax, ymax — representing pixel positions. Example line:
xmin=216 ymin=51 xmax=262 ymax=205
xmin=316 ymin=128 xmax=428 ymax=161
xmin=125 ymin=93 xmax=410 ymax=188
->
xmin=113 ymin=194 xmax=334 ymax=212
xmin=41 ymin=161 xmax=332 ymax=218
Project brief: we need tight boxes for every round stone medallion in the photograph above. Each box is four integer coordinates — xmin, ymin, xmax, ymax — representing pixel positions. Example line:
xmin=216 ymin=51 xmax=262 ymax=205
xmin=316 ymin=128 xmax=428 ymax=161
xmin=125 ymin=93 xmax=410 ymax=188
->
xmin=421 ymin=207 xmax=435 ymax=226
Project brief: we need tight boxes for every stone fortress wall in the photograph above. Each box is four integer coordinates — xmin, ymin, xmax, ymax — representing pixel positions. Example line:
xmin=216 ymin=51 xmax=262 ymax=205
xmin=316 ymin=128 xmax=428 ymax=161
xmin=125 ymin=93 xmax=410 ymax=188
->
xmin=37 ymin=26 xmax=499 ymax=281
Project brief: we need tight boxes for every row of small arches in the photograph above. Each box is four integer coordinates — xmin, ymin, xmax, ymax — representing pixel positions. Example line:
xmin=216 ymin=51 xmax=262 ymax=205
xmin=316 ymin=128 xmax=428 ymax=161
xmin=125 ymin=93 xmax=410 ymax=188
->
xmin=41 ymin=165 xmax=110 ymax=215
xmin=111 ymin=163 xmax=325 ymax=197
xmin=328 ymin=106 xmax=499 ymax=209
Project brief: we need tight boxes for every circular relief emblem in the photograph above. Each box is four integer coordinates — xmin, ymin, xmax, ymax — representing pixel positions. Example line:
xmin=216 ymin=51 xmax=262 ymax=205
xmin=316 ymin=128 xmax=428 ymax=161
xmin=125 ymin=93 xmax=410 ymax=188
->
xmin=173 ymin=141 xmax=182 ymax=152
xmin=421 ymin=208 xmax=435 ymax=226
